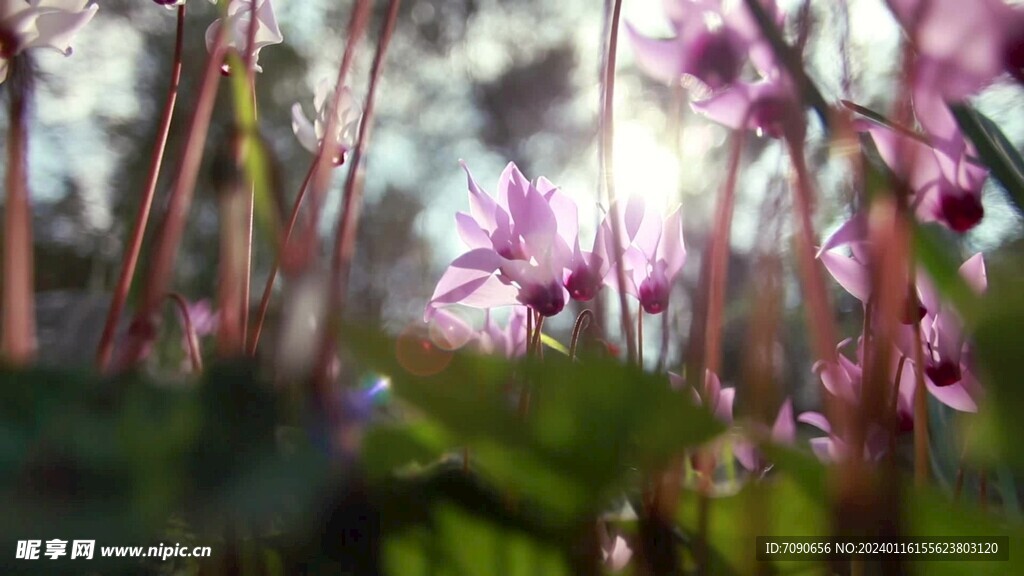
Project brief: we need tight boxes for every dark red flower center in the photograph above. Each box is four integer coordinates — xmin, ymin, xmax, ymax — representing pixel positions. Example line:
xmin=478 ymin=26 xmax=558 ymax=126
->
xmin=1004 ymin=26 xmax=1024 ymax=84
xmin=566 ymin=266 xmax=600 ymax=302
xmin=925 ymin=360 xmax=962 ymax=388
xmin=638 ymin=278 xmax=668 ymax=315
xmin=939 ymin=193 xmax=984 ymax=233
xmin=690 ymin=29 xmax=743 ymax=91
xmin=517 ymin=282 xmax=565 ymax=317
xmin=750 ymin=96 xmax=792 ymax=139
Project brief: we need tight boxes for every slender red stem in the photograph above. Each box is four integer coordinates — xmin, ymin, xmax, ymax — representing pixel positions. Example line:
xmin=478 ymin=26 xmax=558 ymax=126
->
xmin=314 ymin=0 xmax=402 ymax=390
xmin=295 ymin=0 xmax=373 ymax=264
xmin=96 ymin=5 xmax=186 ymax=371
xmin=2 ymin=58 xmax=35 ymax=365
xmin=601 ymin=0 xmax=636 ymax=366
xmin=248 ymin=158 xmax=319 ymax=356
xmin=116 ymin=27 xmax=228 ymax=370
xmin=704 ymin=131 xmax=745 ymax=377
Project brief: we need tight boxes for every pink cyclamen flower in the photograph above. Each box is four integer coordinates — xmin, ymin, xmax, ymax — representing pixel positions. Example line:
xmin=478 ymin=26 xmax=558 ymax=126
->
xmin=691 ymin=72 xmax=800 ymax=139
xmin=861 ymin=121 xmax=987 ymax=232
xmin=626 ymin=0 xmax=781 ymax=92
xmin=609 ymin=195 xmax=686 ymax=315
xmin=427 ymin=307 xmax=528 ymax=358
xmin=205 ymin=0 xmax=282 ymax=74
xmin=910 ymin=252 xmax=987 ymax=412
xmin=0 ymin=0 xmax=98 ymax=83
xmin=886 ymin=0 xmax=1024 ymax=98
xmin=733 ymin=399 xmax=795 ymax=473
xmin=670 ymin=369 xmax=734 ymax=424
xmin=425 ymin=162 xmax=574 ymax=320
xmin=291 ymin=78 xmax=362 ymax=165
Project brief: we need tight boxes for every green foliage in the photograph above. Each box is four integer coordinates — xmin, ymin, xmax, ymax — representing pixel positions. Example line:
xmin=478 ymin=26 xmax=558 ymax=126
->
xmin=348 ymin=328 xmax=724 ymax=528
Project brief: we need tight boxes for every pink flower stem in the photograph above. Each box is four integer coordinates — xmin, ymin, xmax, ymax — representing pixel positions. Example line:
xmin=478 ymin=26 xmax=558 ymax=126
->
xmin=96 ymin=5 xmax=186 ymax=371
xmin=601 ymin=0 xmax=636 ymax=366
xmin=248 ymin=157 xmax=318 ymax=356
xmin=2 ymin=58 xmax=35 ymax=365
xmin=116 ymin=27 xmax=228 ymax=370
xmin=704 ymin=131 xmax=745 ymax=377
xmin=293 ymin=0 xmax=373 ymax=267
xmin=313 ymin=0 xmax=401 ymax=392
xmin=784 ymin=134 xmax=844 ymax=431
xmin=166 ymin=292 xmax=204 ymax=373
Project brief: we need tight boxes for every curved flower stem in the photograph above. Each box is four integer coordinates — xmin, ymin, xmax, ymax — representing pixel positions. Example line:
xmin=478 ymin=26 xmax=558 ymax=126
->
xmin=569 ymin=309 xmax=594 ymax=361
xmin=96 ymin=5 xmax=186 ymax=371
xmin=166 ymin=292 xmax=204 ymax=374
xmin=116 ymin=27 xmax=228 ymax=370
xmin=314 ymin=0 xmax=401 ymax=391
xmin=2 ymin=57 xmax=35 ymax=365
xmin=248 ymin=158 xmax=318 ymax=356
xmin=601 ymin=0 xmax=636 ymax=366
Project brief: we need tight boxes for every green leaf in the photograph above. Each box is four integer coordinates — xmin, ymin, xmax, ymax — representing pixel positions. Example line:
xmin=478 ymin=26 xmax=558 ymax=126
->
xmin=950 ymin=104 xmax=1024 ymax=216
xmin=539 ymin=333 xmax=569 ymax=356
xmin=346 ymin=328 xmax=724 ymax=526
xmin=905 ymin=484 xmax=1024 ymax=575
xmin=675 ymin=474 xmax=828 ymax=575
xmin=363 ymin=421 xmax=455 ymax=480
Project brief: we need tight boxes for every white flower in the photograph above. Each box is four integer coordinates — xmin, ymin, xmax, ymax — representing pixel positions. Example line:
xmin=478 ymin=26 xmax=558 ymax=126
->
xmin=0 ymin=0 xmax=99 ymax=82
xmin=291 ymin=78 xmax=362 ymax=164
xmin=204 ymin=0 xmax=282 ymax=74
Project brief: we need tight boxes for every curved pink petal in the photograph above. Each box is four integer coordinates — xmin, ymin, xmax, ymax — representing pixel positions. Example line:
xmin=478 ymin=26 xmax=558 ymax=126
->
xmin=460 ymin=161 xmax=499 ymax=234
xmin=625 ymin=21 xmax=685 ymax=85
xmin=716 ymin=387 xmax=736 ymax=423
xmin=455 ymin=212 xmax=492 ymax=250
xmin=772 ymin=399 xmax=795 ymax=443
xmin=425 ymin=249 xmax=517 ymax=319
xmin=658 ymin=205 xmax=687 ymax=279
xmin=818 ymin=213 xmax=867 ymax=257
xmin=959 ymin=253 xmax=987 ymax=293
xmin=543 ymin=186 xmax=579 ymax=249
xmin=926 ymin=379 xmax=978 ymax=412
xmin=820 ymin=250 xmax=871 ymax=302
xmin=691 ymin=82 xmax=756 ymax=130
xmin=797 ymin=411 xmax=832 ymax=434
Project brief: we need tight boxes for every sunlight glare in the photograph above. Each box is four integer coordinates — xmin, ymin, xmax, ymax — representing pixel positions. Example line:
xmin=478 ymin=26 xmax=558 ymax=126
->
xmin=613 ymin=121 xmax=681 ymax=211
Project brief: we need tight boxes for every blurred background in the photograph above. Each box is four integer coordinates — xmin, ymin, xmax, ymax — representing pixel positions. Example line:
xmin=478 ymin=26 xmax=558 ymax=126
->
xmin=8 ymin=0 xmax=1024 ymax=404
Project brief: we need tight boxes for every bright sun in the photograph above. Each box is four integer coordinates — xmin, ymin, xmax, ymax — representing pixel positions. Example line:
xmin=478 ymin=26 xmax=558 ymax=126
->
xmin=612 ymin=120 xmax=681 ymax=211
